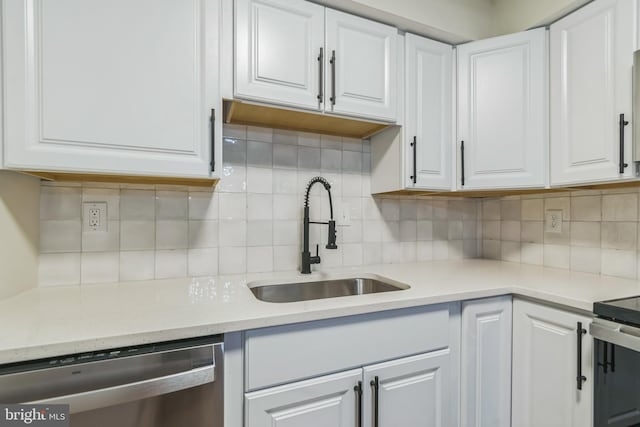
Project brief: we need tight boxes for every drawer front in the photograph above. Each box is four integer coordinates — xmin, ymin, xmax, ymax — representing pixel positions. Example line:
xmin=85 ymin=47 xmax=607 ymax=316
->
xmin=245 ymin=303 xmax=454 ymax=391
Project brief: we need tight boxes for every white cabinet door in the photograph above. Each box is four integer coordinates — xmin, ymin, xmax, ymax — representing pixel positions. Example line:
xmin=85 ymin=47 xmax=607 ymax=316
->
xmin=512 ymin=299 xmax=593 ymax=427
xmin=550 ymin=0 xmax=636 ymax=185
xmin=245 ymin=369 xmax=361 ymax=427
xmin=325 ymin=9 xmax=397 ymax=122
xmin=461 ymin=296 xmax=512 ymax=427
xmin=362 ymin=349 xmax=454 ymax=427
xmin=2 ymin=0 xmax=220 ymax=178
xmin=457 ymin=28 xmax=547 ymax=189
xmin=405 ymin=34 xmax=454 ymax=190
xmin=234 ymin=0 xmax=324 ymax=110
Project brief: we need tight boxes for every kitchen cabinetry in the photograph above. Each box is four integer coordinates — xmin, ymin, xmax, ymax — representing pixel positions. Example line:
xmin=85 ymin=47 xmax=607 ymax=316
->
xmin=512 ymin=299 xmax=593 ymax=427
xmin=246 ymin=349 xmax=453 ymax=427
xmin=245 ymin=369 xmax=361 ymax=427
xmin=363 ymin=349 xmax=454 ymax=426
xmin=371 ymin=33 xmax=454 ymax=194
xmin=234 ymin=0 xmax=324 ymax=110
xmin=404 ymin=34 xmax=454 ymax=190
xmin=550 ymin=0 xmax=637 ymax=185
xmin=457 ymin=28 xmax=548 ymax=189
xmin=2 ymin=0 xmax=221 ymax=179
xmin=242 ymin=303 xmax=459 ymax=427
xmin=461 ymin=296 xmax=512 ymax=427
xmin=234 ymin=0 xmax=397 ymax=122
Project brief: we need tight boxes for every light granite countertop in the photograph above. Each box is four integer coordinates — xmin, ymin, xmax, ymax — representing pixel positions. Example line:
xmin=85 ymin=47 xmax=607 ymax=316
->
xmin=3 ymin=259 xmax=640 ymax=364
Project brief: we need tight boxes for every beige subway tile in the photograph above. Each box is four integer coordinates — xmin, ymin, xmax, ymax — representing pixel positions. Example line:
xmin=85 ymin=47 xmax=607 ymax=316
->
xmin=570 ymin=222 xmax=600 ymax=248
xmin=602 ymin=193 xmax=638 ymax=221
xmin=601 ymin=222 xmax=637 ymax=250
xmin=521 ymin=199 xmax=543 ymax=221
xmin=571 ymin=196 xmax=601 ymax=221
xmin=521 ymin=221 xmax=543 ymax=244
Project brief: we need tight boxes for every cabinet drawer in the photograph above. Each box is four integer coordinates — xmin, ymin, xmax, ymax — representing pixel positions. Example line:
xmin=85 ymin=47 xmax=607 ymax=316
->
xmin=245 ymin=304 xmax=454 ymax=391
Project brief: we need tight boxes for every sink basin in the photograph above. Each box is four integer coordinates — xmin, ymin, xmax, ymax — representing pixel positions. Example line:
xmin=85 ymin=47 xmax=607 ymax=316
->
xmin=249 ymin=276 xmax=409 ymax=303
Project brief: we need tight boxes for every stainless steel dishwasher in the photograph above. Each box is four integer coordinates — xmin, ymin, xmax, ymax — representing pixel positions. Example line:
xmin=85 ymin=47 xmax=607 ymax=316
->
xmin=0 ymin=335 xmax=223 ymax=427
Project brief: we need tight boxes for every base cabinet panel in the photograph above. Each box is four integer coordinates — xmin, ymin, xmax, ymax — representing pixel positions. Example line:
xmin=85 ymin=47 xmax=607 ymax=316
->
xmin=245 ymin=369 xmax=361 ymax=427
xmin=362 ymin=350 xmax=454 ymax=427
xmin=461 ymin=296 xmax=512 ymax=427
xmin=512 ymin=299 xmax=593 ymax=427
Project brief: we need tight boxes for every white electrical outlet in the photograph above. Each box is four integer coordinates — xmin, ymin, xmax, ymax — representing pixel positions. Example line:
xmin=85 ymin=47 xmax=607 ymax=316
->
xmin=83 ymin=202 xmax=108 ymax=232
xmin=544 ymin=209 xmax=563 ymax=234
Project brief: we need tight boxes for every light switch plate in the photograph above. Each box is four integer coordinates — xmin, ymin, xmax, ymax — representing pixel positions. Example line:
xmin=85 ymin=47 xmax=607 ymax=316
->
xmin=544 ymin=209 xmax=563 ymax=234
xmin=83 ymin=202 xmax=108 ymax=232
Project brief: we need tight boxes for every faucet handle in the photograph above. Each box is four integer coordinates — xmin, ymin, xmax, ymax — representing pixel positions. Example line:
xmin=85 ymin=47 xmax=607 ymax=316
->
xmin=315 ymin=244 xmax=319 ymax=257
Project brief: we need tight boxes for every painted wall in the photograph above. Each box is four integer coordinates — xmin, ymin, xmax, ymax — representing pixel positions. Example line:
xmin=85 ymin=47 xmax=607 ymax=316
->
xmin=493 ymin=0 xmax=591 ymax=35
xmin=315 ymin=0 xmax=496 ymax=43
xmin=0 ymin=172 xmax=40 ymax=298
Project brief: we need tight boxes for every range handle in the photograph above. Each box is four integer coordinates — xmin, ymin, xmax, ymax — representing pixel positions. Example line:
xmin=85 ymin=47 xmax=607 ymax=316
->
xmin=591 ymin=318 xmax=640 ymax=352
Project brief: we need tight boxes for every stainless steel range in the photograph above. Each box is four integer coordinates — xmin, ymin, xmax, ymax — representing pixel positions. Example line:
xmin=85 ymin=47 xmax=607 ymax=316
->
xmin=591 ymin=297 xmax=640 ymax=427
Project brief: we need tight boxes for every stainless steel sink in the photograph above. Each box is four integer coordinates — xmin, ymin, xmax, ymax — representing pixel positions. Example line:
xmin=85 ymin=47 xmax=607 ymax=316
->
xmin=250 ymin=276 xmax=409 ymax=303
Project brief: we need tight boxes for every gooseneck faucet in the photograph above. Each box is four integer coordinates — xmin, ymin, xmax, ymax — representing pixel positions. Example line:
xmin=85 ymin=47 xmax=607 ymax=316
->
xmin=301 ymin=176 xmax=338 ymax=274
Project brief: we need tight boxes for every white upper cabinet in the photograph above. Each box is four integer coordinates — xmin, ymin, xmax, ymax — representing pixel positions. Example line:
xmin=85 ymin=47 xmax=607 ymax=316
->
xmin=550 ymin=0 xmax=636 ymax=185
xmin=325 ymin=9 xmax=398 ymax=122
xmin=2 ymin=0 xmax=221 ymax=178
xmin=512 ymin=299 xmax=593 ymax=427
xmin=234 ymin=0 xmax=324 ymax=110
xmin=233 ymin=0 xmax=398 ymax=123
xmin=457 ymin=28 xmax=548 ymax=190
xmin=405 ymin=34 xmax=454 ymax=190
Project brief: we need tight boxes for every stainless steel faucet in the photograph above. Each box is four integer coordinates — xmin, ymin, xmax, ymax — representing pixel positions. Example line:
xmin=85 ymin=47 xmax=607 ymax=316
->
xmin=301 ymin=177 xmax=337 ymax=274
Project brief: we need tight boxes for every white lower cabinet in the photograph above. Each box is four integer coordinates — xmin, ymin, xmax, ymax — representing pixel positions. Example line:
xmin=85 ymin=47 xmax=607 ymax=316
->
xmin=245 ymin=350 xmax=453 ymax=427
xmin=512 ymin=298 xmax=593 ymax=427
xmin=461 ymin=296 xmax=512 ymax=427
xmin=363 ymin=349 xmax=454 ymax=427
xmin=245 ymin=369 xmax=361 ymax=427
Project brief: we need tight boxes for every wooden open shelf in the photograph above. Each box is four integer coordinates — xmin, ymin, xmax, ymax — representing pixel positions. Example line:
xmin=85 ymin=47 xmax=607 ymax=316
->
xmin=223 ymin=99 xmax=391 ymax=139
xmin=22 ymin=171 xmax=218 ymax=188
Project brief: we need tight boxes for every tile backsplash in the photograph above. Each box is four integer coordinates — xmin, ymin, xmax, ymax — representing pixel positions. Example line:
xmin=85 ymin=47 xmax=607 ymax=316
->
xmin=482 ymin=190 xmax=640 ymax=279
xmin=38 ymin=125 xmax=481 ymax=286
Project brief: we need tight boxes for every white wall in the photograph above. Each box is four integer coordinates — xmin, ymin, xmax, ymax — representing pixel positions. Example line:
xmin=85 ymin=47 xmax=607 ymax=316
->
xmin=315 ymin=0 xmax=496 ymax=43
xmin=0 ymin=172 xmax=40 ymax=298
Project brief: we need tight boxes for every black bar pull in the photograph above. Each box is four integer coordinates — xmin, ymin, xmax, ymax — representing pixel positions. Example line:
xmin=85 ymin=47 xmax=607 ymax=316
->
xmin=460 ymin=140 xmax=465 ymax=186
xmin=620 ymin=113 xmax=629 ymax=174
xmin=410 ymin=136 xmax=417 ymax=184
xmin=354 ymin=381 xmax=362 ymax=427
xmin=330 ymin=50 xmax=336 ymax=107
xmin=577 ymin=322 xmax=587 ymax=390
xmin=210 ymin=109 xmax=216 ymax=173
xmin=317 ymin=48 xmax=324 ymax=104
xmin=370 ymin=376 xmax=379 ymax=427
xmin=598 ymin=341 xmax=609 ymax=374
xmin=611 ymin=343 xmax=616 ymax=372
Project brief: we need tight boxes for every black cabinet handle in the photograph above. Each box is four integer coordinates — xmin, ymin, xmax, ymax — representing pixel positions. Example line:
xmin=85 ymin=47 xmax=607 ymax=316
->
xmin=620 ymin=113 xmax=629 ymax=174
xmin=330 ymin=50 xmax=336 ymax=107
xmin=598 ymin=341 xmax=609 ymax=374
xmin=460 ymin=140 xmax=465 ymax=186
xmin=210 ymin=108 xmax=216 ymax=173
xmin=611 ymin=343 xmax=616 ymax=372
xmin=370 ymin=376 xmax=379 ymax=427
xmin=317 ymin=48 xmax=324 ymax=104
xmin=410 ymin=136 xmax=417 ymax=184
xmin=577 ymin=322 xmax=587 ymax=390
xmin=354 ymin=381 xmax=362 ymax=427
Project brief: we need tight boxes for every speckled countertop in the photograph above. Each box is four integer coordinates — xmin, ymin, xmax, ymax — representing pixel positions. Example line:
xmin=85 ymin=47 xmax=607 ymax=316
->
xmin=3 ymin=259 xmax=640 ymax=364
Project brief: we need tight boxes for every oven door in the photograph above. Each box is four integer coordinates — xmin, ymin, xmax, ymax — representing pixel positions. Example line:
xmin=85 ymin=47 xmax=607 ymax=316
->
xmin=591 ymin=319 xmax=640 ymax=427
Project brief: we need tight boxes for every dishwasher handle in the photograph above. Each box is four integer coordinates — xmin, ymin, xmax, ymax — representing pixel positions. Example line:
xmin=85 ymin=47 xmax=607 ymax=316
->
xmin=30 ymin=364 xmax=215 ymax=414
